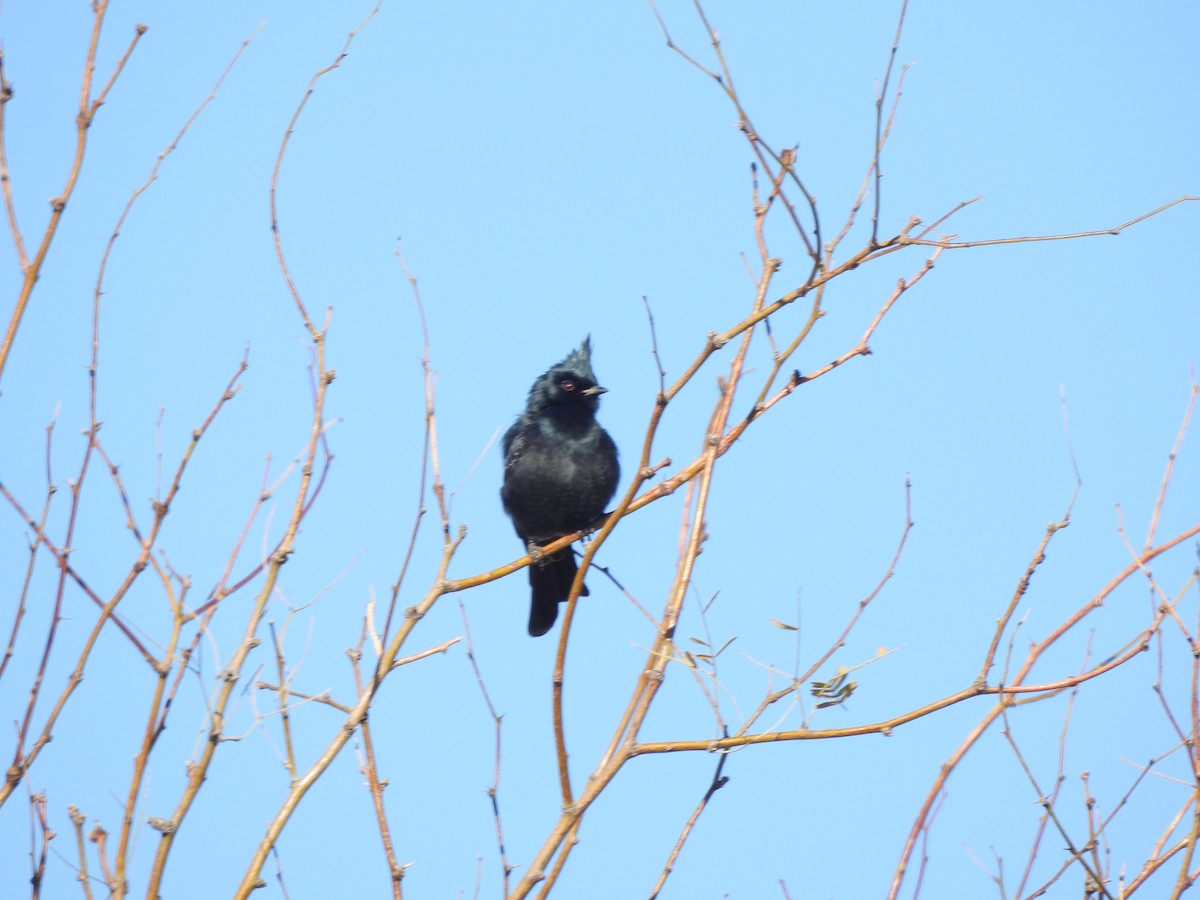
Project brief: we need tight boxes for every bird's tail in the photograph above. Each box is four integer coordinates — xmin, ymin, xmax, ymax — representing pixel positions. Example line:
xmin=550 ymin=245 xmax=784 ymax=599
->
xmin=528 ymin=550 xmax=590 ymax=637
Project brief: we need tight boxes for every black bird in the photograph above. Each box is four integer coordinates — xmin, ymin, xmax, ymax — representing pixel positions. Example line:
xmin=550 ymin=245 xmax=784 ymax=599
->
xmin=501 ymin=337 xmax=619 ymax=636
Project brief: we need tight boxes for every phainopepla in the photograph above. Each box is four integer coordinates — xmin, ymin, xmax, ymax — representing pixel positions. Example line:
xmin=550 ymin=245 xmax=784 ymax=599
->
xmin=501 ymin=337 xmax=619 ymax=636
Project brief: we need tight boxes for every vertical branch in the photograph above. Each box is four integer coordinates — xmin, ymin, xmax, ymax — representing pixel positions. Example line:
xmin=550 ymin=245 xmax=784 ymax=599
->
xmin=349 ymin=609 xmax=403 ymax=900
xmin=1172 ymin=591 xmax=1200 ymax=897
xmin=28 ymin=788 xmax=52 ymax=899
xmin=111 ymin=570 xmax=189 ymax=898
xmin=68 ymin=806 xmax=95 ymax=900
xmin=271 ymin=5 xmax=380 ymax=338
xmin=870 ymin=0 xmax=908 ymax=247
xmin=89 ymin=822 xmax=115 ymax=894
xmin=459 ymin=602 xmax=513 ymax=895
xmin=384 ymin=243 xmax=436 ymax=645
xmin=977 ymin=510 xmax=1074 ymax=686
xmin=269 ymin=622 xmax=299 ymax=780
xmin=0 ymin=8 xmax=145 ymax=384
xmin=910 ymin=791 xmax=947 ymax=900
xmin=0 ymin=53 xmax=28 ymax=271
xmin=355 ymin=706 xmax=403 ymax=899
xmin=1144 ymin=375 xmax=1197 ymax=552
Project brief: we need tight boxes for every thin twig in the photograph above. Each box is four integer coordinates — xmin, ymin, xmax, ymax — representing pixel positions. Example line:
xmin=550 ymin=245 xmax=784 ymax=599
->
xmin=459 ymin=601 xmax=513 ymax=895
xmin=0 ymin=10 xmax=145 ymax=385
xmin=648 ymin=737 xmax=730 ymax=898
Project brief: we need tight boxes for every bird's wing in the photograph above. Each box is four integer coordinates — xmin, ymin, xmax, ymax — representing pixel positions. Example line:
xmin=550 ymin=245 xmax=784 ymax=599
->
xmin=502 ymin=422 xmax=527 ymax=469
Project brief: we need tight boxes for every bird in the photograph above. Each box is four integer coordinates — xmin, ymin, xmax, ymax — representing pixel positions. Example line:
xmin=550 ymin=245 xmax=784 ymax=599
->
xmin=501 ymin=337 xmax=619 ymax=636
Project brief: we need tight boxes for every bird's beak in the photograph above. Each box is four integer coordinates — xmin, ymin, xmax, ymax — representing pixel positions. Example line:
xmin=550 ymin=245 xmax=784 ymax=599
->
xmin=582 ymin=385 xmax=607 ymax=397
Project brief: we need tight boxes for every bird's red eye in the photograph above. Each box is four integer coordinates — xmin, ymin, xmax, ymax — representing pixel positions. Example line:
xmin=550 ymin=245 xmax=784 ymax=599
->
xmin=561 ymin=380 xmax=576 ymax=392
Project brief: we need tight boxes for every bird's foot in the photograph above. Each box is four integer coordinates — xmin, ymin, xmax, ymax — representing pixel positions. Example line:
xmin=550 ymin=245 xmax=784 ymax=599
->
xmin=526 ymin=542 xmax=549 ymax=566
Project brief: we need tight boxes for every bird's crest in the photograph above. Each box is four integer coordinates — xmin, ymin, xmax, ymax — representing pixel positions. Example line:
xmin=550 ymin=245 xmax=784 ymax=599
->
xmin=554 ymin=336 xmax=597 ymax=381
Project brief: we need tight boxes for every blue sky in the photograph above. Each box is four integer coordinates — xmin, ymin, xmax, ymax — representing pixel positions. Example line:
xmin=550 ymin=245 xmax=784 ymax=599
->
xmin=1 ymin=1 xmax=1197 ymax=897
